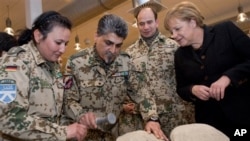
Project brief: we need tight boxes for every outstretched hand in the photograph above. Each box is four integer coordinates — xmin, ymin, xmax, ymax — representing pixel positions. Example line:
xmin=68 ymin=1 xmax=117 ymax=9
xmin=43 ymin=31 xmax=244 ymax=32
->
xmin=145 ymin=121 xmax=169 ymax=141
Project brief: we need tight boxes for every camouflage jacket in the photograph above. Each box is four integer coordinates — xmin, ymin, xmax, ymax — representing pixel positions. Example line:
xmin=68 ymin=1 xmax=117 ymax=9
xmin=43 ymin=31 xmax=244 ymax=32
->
xmin=0 ymin=41 xmax=67 ymax=140
xmin=126 ymin=33 xmax=185 ymax=114
xmin=63 ymin=47 xmax=157 ymax=132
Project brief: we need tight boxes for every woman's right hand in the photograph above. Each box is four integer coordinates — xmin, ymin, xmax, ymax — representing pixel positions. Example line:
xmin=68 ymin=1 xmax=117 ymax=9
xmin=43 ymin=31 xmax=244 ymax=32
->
xmin=191 ymin=85 xmax=210 ymax=101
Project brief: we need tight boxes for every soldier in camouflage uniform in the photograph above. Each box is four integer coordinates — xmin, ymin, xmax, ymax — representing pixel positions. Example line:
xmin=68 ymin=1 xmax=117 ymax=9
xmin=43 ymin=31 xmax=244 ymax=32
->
xmin=119 ymin=3 xmax=195 ymax=137
xmin=63 ymin=14 xmax=168 ymax=141
xmin=0 ymin=11 xmax=87 ymax=141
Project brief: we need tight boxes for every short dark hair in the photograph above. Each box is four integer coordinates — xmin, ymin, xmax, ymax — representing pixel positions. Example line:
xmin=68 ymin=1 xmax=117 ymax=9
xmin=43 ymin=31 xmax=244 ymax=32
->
xmin=134 ymin=6 xmax=158 ymax=20
xmin=97 ymin=14 xmax=128 ymax=39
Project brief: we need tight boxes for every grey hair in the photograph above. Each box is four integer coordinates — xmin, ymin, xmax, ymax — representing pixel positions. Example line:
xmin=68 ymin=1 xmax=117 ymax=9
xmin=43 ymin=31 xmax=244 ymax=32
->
xmin=97 ymin=14 xmax=128 ymax=39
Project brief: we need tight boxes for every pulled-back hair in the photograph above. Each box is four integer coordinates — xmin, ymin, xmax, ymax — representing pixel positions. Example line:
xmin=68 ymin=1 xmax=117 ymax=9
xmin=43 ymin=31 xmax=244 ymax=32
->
xmin=97 ymin=14 xmax=128 ymax=39
xmin=18 ymin=11 xmax=72 ymax=46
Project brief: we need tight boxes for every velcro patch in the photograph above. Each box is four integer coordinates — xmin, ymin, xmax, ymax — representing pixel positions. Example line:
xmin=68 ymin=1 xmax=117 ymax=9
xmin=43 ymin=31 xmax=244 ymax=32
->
xmin=5 ymin=66 xmax=19 ymax=72
xmin=0 ymin=79 xmax=17 ymax=104
xmin=63 ymin=75 xmax=73 ymax=89
xmin=112 ymin=71 xmax=129 ymax=77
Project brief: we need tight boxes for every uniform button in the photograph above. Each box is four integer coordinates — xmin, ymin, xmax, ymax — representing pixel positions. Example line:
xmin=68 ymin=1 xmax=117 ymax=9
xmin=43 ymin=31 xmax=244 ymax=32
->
xmin=200 ymin=65 xmax=204 ymax=69
xmin=201 ymin=55 xmax=205 ymax=60
xmin=238 ymin=80 xmax=243 ymax=85
xmin=204 ymin=76 xmax=208 ymax=80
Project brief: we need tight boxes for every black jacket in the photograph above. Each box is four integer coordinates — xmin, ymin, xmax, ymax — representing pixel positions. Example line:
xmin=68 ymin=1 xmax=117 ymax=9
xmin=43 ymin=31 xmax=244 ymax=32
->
xmin=174 ymin=21 xmax=250 ymax=126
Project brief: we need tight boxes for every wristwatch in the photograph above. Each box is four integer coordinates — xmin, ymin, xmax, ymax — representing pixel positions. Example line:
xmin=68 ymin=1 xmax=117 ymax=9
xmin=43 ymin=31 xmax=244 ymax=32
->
xmin=147 ymin=116 xmax=160 ymax=123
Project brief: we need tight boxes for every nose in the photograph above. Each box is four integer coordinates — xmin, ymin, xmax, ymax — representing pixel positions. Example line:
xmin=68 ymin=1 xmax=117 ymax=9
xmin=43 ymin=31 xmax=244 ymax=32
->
xmin=143 ymin=23 xmax=149 ymax=29
xmin=59 ymin=44 xmax=66 ymax=53
xmin=109 ymin=45 xmax=116 ymax=54
xmin=170 ymin=31 xmax=177 ymax=40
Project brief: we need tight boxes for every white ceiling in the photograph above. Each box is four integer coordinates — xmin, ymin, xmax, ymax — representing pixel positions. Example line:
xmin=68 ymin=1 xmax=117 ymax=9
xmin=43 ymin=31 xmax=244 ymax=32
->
xmin=0 ymin=0 xmax=250 ymax=60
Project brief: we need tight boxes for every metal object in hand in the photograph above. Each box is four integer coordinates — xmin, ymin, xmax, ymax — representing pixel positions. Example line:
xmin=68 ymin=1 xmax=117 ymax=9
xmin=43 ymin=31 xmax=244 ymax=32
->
xmin=95 ymin=113 xmax=116 ymax=125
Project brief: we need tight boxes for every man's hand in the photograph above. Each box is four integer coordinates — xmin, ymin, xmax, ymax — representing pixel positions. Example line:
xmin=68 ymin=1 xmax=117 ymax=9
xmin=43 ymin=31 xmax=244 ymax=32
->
xmin=145 ymin=121 xmax=169 ymax=141
xmin=79 ymin=112 xmax=97 ymax=129
xmin=66 ymin=123 xmax=87 ymax=141
xmin=123 ymin=103 xmax=136 ymax=114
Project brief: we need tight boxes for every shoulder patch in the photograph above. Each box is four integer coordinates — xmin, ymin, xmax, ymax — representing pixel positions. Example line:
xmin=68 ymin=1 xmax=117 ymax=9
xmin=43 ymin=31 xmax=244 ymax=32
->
xmin=63 ymin=75 xmax=74 ymax=89
xmin=0 ymin=79 xmax=17 ymax=104
xmin=7 ymin=47 xmax=25 ymax=56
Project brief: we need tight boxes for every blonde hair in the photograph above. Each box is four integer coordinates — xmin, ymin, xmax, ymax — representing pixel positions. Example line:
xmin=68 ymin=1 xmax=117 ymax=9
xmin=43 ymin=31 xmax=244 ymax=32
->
xmin=164 ymin=1 xmax=204 ymax=30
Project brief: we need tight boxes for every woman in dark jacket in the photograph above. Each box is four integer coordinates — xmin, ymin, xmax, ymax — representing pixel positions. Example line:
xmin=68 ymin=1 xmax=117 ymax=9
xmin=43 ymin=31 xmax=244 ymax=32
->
xmin=164 ymin=1 xmax=250 ymax=140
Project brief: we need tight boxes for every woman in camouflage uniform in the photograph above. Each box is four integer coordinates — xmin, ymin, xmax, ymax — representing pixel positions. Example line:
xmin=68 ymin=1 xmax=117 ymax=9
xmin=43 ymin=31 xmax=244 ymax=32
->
xmin=0 ymin=11 xmax=87 ymax=141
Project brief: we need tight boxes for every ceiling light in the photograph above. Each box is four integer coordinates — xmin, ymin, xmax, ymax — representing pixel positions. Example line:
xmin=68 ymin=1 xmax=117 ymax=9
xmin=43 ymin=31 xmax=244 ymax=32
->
xmin=236 ymin=5 xmax=249 ymax=22
xmin=84 ymin=38 xmax=91 ymax=46
xmin=74 ymin=34 xmax=81 ymax=51
xmin=4 ymin=5 xmax=14 ymax=36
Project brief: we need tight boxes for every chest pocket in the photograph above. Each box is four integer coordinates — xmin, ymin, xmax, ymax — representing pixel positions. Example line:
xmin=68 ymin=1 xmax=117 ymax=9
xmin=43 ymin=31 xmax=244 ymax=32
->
xmin=148 ymin=48 xmax=175 ymax=71
xmin=30 ymin=77 xmax=52 ymax=92
xmin=132 ymin=56 xmax=147 ymax=73
xmin=29 ymin=78 xmax=57 ymax=116
xmin=131 ymin=52 xmax=174 ymax=72
xmin=110 ymin=74 xmax=127 ymax=84
xmin=109 ymin=75 xmax=127 ymax=99
xmin=79 ymin=79 xmax=105 ymax=109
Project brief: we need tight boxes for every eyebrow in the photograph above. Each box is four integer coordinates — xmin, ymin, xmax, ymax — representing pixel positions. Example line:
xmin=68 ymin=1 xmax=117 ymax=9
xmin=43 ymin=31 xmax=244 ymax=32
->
xmin=138 ymin=19 xmax=154 ymax=24
xmin=105 ymin=39 xmax=123 ymax=46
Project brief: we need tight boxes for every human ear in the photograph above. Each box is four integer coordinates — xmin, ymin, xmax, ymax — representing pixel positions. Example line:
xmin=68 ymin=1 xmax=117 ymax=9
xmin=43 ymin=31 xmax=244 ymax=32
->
xmin=34 ymin=29 xmax=43 ymax=43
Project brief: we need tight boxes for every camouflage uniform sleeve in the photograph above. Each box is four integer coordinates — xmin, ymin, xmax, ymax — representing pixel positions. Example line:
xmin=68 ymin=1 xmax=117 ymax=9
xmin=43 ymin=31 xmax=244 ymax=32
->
xmin=0 ymin=53 xmax=67 ymax=140
xmin=127 ymin=60 xmax=158 ymax=121
xmin=63 ymin=57 xmax=83 ymax=122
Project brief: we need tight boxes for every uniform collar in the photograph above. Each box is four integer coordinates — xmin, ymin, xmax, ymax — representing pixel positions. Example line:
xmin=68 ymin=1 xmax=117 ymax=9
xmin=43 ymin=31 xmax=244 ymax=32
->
xmin=27 ymin=41 xmax=60 ymax=77
xmin=137 ymin=32 xmax=166 ymax=47
xmin=28 ymin=41 xmax=47 ymax=66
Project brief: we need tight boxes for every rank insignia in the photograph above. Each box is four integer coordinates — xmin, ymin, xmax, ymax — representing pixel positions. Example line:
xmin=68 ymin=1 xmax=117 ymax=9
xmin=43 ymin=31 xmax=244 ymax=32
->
xmin=112 ymin=71 xmax=129 ymax=77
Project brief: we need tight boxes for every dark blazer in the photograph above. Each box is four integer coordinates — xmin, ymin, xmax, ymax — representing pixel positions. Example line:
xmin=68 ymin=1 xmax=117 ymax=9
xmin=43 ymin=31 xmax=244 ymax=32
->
xmin=174 ymin=21 xmax=250 ymax=131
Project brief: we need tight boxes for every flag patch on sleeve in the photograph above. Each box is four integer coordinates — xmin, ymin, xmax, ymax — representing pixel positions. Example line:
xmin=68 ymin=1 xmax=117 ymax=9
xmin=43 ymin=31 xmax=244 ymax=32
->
xmin=5 ymin=66 xmax=19 ymax=72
